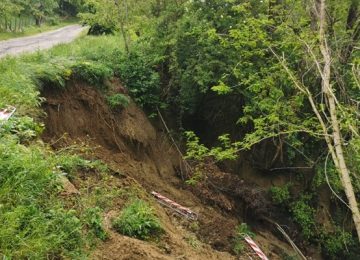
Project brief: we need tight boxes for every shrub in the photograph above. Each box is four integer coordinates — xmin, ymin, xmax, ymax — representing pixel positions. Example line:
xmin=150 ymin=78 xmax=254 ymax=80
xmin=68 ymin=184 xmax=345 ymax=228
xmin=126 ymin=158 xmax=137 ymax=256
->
xmin=116 ymin=51 xmax=161 ymax=109
xmin=270 ymin=184 xmax=291 ymax=205
xmin=113 ymin=199 xmax=162 ymax=240
xmin=184 ymin=131 xmax=240 ymax=162
xmin=0 ymin=116 xmax=44 ymax=142
xmin=84 ymin=207 xmax=108 ymax=241
xmin=320 ymin=228 xmax=353 ymax=258
xmin=88 ymin=23 xmax=115 ymax=35
xmin=290 ymin=195 xmax=316 ymax=240
xmin=233 ymin=223 xmax=255 ymax=255
xmin=106 ymin=94 xmax=130 ymax=109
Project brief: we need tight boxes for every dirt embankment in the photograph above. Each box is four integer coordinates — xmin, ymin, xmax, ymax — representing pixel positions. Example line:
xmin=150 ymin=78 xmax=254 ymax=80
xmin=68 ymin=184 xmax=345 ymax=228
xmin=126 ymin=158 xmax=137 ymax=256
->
xmin=41 ymin=80 xmax=296 ymax=259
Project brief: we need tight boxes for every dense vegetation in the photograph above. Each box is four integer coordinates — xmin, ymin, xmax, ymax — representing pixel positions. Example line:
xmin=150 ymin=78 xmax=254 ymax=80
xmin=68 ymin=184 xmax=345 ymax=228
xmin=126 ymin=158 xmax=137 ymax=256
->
xmin=0 ymin=0 xmax=81 ymax=32
xmin=1 ymin=0 xmax=360 ymax=259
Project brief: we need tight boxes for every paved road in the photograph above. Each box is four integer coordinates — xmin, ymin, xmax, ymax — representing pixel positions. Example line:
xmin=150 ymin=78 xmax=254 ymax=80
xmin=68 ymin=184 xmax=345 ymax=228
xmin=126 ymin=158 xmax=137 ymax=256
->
xmin=0 ymin=24 xmax=87 ymax=58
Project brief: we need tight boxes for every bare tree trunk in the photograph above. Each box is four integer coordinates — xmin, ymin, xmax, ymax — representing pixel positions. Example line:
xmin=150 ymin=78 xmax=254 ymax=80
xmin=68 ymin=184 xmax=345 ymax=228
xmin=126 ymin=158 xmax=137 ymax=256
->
xmin=319 ymin=0 xmax=360 ymax=242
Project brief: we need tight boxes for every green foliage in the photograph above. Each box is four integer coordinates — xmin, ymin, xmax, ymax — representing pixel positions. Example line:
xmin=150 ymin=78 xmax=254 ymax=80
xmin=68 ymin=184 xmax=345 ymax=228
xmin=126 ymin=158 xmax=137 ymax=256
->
xmin=84 ymin=207 xmax=108 ymax=241
xmin=56 ymin=153 xmax=108 ymax=179
xmin=233 ymin=223 xmax=255 ymax=255
xmin=313 ymin=161 xmax=343 ymax=194
xmin=79 ymin=0 xmax=117 ymax=35
xmin=184 ymin=131 xmax=209 ymax=161
xmin=320 ymin=227 xmax=355 ymax=259
xmin=185 ymin=167 xmax=204 ymax=186
xmin=0 ymin=137 xmax=84 ymax=259
xmin=71 ymin=61 xmax=113 ymax=87
xmin=184 ymin=131 xmax=240 ymax=162
xmin=0 ymin=116 xmax=44 ymax=142
xmin=106 ymin=94 xmax=130 ymax=109
xmin=116 ymin=50 xmax=161 ymax=109
xmin=113 ymin=199 xmax=162 ymax=240
xmin=290 ymin=195 xmax=316 ymax=240
xmin=211 ymin=81 xmax=232 ymax=95
xmin=270 ymin=184 xmax=291 ymax=205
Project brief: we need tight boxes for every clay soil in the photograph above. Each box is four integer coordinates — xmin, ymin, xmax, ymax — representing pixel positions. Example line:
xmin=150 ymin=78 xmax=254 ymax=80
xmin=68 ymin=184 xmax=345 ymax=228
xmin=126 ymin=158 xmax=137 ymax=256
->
xmin=41 ymin=79 xmax=295 ymax=259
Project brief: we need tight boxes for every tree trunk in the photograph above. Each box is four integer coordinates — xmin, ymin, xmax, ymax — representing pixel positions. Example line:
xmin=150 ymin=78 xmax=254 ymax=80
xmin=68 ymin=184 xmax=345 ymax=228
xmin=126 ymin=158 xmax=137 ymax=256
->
xmin=319 ymin=0 xmax=360 ymax=242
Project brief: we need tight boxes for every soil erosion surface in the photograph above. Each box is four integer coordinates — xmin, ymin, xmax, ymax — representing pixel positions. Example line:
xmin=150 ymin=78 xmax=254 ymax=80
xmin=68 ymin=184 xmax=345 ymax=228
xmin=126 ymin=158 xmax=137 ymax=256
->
xmin=41 ymin=80 xmax=294 ymax=259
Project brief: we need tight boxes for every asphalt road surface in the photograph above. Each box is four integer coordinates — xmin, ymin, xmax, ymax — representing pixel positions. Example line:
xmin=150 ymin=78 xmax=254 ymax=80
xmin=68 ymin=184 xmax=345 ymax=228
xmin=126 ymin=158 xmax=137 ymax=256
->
xmin=0 ymin=24 xmax=87 ymax=58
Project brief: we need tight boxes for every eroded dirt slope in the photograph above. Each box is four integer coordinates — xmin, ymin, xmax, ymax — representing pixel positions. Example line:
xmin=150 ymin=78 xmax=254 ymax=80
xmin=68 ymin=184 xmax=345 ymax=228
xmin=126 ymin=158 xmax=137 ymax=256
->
xmin=41 ymin=80 xmax=295 ymax=259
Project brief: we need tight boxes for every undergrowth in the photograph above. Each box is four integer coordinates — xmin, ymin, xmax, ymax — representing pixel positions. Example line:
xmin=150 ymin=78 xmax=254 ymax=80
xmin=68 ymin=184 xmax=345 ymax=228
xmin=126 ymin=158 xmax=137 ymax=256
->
xmin=0 ymin=134 xmax=84 ymax=258
xmin=113 ymin=199 xmax=163 ymax=240
xmin=0 ymin=35 xmax=154 ymax=258
xmin=106 ymin=93 xmax=130 ymax=109
xmin=233 ymin=223 xmax=255 ymax=255
xmin=0 ymin=34 xmax=161 ymax=114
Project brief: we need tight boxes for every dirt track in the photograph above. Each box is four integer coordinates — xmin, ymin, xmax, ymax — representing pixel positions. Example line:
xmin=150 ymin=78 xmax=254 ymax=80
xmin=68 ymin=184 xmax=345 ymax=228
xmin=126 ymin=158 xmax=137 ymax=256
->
xmin=0 ymin=24 xmax=86 ymax=58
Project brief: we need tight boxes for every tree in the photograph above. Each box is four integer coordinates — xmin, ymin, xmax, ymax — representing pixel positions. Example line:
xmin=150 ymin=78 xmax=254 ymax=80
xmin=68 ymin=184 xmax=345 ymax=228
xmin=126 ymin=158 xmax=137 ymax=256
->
xmin=22 ymin=0 xmax=59 ymax=26
xmin=140 ymin=0 xmax=360 ymax=247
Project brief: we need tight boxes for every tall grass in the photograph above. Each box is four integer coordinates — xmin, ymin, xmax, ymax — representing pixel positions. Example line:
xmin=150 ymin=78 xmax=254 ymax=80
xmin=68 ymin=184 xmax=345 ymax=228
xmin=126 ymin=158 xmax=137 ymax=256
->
xmin=0 ymin=33 xmax=162 ymax=257
xmin=0 ymin=136 xmax=84 ymax=259
xmin=0 ymin=35 xmax=123 ymax=113
xmin=0 ymin=35 xmax=125 ymax=259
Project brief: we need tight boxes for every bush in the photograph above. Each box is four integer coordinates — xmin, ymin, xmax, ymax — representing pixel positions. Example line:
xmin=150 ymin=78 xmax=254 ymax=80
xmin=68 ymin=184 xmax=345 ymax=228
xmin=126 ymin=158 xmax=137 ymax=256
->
xmin=88 ymin=23 xmax=115 ymax=35
xmin=233 ymin=223 xmax=255 ymax=255
xmin=320 ymin=228 xmax=353 ymax=258
xmin=84 ymin=207 xmax=108 ymax=241
xmin=0 ymin=116 xmax=44 ymax=142
xmin=116 ymin=51 xmax=161 ymax=109
xmin=113 ymin=199 xmax=162 ymax=240
xmin=270 ymin=184 xmax=291 ymax=205
xmin=106 ymin=94 xmax=130 ymax=109
xmin=290 ymin=195 xmax=316 ymax=240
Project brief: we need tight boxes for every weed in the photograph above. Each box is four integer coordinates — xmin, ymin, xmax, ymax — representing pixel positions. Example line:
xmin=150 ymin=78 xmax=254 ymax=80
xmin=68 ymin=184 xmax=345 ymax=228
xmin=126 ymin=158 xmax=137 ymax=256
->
xmin=233 ymin=223 xmax=255 ymax=255
xmin=56 ymin=154 xmax=108 ymax=179
xmin=113 ymin=199 xmax=163 ymax=240
xmin=189 ymin=221 xmax=200 ymax=232
xmin=0 ymin=138 xmax=84 ymax=258
xmin=185 ymin=234 xmax=200 ymax=248
xmin=106 ymin=94 xmax=130 ymax=109
xmin=84 ymin=207 xmax=108 ymax=241
xmin=0 ymin=116 xmax=44 ymax=142
xmin=71 ymin=61 xmax=113 ymax=87
xmin=290 ymin=195 xmax=316 ymax=240
xmin=320 ymin=227 xmax=356 ymax=259
xmin=269 ymin=184 xmax=291 ymax=205
xmin=185 ymin=167 xmax=204 ymax=186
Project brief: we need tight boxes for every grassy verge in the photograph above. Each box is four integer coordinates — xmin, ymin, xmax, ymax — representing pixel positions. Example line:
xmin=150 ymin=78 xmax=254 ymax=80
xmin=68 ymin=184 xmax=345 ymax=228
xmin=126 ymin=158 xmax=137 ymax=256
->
xmin=0 ymin=35 xmax=123 ymax=258
xmin=0 ymin=31 xmax=162 ymax=258
xmin=0 ymin=18 xmax=80 ymax=41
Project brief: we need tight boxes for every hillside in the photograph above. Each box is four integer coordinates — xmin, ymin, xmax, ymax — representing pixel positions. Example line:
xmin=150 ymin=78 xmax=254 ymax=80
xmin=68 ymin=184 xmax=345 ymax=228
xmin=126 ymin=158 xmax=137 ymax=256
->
xmin=1 ymin=0 xmax=360 ymax=259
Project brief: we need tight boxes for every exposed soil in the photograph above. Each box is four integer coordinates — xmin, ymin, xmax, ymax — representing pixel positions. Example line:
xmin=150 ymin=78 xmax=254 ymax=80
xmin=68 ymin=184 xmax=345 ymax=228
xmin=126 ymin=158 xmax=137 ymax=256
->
xmin=41 ymin=79 xmax=298 ymax=259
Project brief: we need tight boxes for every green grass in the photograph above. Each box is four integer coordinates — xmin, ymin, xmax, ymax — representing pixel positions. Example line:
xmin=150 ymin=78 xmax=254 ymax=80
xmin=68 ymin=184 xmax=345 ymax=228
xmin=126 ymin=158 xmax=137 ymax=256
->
xmin=0 ymin=34 xmax=123 ymax=113
xmin=0 ymin=135 xmax=83 ymax=258
xmin=0 ymin=18 xmax=80 ymax=41
xmin=113 ymin=199 xmax=163 ymax=240
xmin=0 ymin=35 xmax=125 ymax=259
xmin=0 ymin=32 xmax=163 ymax=257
